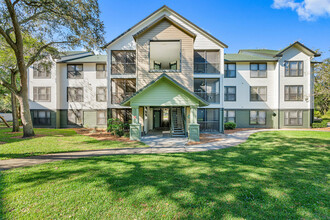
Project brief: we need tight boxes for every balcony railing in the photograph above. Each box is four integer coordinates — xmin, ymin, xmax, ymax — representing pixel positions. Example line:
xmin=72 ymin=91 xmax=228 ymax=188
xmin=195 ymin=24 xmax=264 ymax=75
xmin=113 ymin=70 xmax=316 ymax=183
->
xmin=111 ymin=64 xmax=136 ymax=75
xmin=198 ymin=121 xmax=219 ymax=132
xmin=195 ymin=92 xmax=220 ymax=103
xmin=111 ymin=92 xmax=134 ymax=104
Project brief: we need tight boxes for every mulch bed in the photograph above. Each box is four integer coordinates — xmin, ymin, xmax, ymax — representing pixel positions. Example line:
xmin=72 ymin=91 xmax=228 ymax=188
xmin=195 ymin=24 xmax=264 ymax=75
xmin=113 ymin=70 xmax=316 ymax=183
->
xmin=73 ymin=128 xmax=137 ymax=143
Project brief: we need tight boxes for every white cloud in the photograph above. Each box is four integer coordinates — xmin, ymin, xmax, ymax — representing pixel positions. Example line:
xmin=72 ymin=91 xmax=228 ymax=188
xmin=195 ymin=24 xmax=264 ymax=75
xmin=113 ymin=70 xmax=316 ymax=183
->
xmin=272 ymin=0 xmax=330 ymax=20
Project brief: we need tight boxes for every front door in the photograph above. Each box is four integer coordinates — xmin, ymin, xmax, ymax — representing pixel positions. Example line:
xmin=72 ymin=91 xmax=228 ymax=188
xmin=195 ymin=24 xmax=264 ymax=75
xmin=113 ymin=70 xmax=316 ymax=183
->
xmin=153 ymin=110 xmax=161 ymax=129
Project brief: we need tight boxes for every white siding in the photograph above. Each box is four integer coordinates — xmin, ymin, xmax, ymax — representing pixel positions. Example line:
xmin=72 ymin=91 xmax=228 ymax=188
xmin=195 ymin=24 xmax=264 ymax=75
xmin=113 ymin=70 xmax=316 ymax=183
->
xmin=58 ymin=63 xmax=107 ymax=110
xmin=28 ymin=59 xmax=57 ymax=110
xmin=278 ymin=47 xmax=312 ymax=110
xmin=223 ymin=62 xmax=278 ymax=109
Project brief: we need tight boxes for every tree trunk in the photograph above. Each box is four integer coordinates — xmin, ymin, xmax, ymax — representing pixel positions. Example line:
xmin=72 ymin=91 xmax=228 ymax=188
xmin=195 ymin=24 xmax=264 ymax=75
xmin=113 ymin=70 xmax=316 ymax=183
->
xmin=17 ymin=89 xmax=35 ymax=137
xmin=11 ymin=92 xmax=19 ymax=132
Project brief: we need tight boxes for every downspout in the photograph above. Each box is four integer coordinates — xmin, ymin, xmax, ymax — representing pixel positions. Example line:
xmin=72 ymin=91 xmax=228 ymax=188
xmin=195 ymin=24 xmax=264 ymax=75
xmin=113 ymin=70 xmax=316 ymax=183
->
xmin=278 ymin=59 xmax=281 ymax=129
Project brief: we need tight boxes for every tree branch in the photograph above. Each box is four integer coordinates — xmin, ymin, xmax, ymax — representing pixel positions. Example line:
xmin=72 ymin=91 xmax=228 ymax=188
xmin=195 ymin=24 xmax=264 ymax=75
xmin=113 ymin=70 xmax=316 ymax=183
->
xmin=26 ymin=41 xmax=70 ymax=68
xmin=6 ymin=10 xmax=47 ymax=34
xmin=0 ymin=26 xmax=17 ymax=51
xmin=0 ymin=77 xmax=18 ymax=95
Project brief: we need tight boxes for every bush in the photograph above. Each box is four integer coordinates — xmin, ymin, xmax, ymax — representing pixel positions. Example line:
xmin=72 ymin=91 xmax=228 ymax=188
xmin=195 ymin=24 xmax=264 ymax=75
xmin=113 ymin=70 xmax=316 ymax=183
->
xmin=107 ymin=118 xmax=128 ymax=137
xmin=312 ymin=120 xmax=328 ymax=128
xmin=314 ymin=110 xmax=322 ymax=119
xmin=224 ymin=122 xmax=236 ymax=130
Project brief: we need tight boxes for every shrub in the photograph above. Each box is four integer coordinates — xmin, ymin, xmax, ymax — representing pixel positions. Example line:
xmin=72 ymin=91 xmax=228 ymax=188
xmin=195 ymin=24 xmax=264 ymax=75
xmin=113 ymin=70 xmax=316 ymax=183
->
xmin=314 ymin=110 xmax=322 ymax=119
xmin=312 ymin=120 xmax=328 ymax=128
xmin=107 ymin=118 xmax=128 ymax=137
xmin=224 ymin=122 xmax=236 ymax=130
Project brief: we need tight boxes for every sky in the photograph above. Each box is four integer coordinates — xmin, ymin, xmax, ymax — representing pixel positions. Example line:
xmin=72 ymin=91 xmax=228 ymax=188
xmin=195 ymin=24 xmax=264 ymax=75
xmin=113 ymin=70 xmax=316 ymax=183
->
xmin=98 ymin=0 xmax=330 ymax=60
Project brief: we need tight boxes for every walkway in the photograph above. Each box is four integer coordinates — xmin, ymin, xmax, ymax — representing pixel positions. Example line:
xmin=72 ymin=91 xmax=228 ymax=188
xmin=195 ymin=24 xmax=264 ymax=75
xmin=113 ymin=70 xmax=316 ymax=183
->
xmin=0 ymin=129 xmax=327 ymax=170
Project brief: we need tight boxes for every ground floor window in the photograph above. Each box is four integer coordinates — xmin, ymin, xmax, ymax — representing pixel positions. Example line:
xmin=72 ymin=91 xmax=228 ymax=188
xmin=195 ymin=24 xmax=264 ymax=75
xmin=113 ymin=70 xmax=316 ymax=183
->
xmin=33 ymin=110 xmax=51 ymax=125
xmin=97 ymin=110 xmax=107 ymax=125
xmin=197 ymin=108 xmax=219 ymax=132
xmin=68 ymin=109 xmax=82 ymax=125
xmin=224 ymin=110 xmax=236 ymax=123
xmin=250 ymin=110 xmax=266 ymax=125
xmin=284 ymin=110 xmax=303 ymax=126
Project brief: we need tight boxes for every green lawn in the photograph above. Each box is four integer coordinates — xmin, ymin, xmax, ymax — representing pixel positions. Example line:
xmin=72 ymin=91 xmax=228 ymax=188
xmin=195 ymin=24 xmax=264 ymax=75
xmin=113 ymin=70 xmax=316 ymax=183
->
xmin=1 ymin=131 xmax=329 ymax=219
xmin=0 ymin=128 xmax=145 ymax=160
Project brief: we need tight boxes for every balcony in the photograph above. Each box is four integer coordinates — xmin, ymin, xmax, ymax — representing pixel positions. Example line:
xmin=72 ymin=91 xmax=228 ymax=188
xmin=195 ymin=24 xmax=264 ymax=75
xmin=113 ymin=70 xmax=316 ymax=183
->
xmin=195 ymin=92 xmax=220 ymax=104
xmin=111 ymin=92 xmax=134 ymax=104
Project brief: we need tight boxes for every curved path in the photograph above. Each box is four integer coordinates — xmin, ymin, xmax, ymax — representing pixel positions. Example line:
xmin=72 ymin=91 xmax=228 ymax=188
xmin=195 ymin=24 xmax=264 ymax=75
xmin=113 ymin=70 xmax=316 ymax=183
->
xmin=0 ymin=129 xmax=327 ymax=170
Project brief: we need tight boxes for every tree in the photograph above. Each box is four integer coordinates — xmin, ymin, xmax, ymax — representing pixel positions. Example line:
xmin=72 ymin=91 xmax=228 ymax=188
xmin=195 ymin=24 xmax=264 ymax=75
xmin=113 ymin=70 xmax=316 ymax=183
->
xmin=0 ymin=0 xmax=105 ymax=137
xmin=314 ymin=58 xmax=330 ymax=115
xmin=0 ymin=39 xmax=20 ymax=132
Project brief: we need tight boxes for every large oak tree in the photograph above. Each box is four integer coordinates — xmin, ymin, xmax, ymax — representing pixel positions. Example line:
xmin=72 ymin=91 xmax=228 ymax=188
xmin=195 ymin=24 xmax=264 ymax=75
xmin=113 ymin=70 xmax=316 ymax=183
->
xmin=0 ymin=0 xmax=105 ymax=137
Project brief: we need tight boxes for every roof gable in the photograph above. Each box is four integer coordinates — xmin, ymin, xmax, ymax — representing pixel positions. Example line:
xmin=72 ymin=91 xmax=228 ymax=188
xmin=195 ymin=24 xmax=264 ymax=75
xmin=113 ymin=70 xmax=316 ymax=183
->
xmin=102 ymin=5 xmax=227 ymax=49
xmin=275 ymin=41 xmax=320 ymax=57
xmin=121 ymin=74 xmax=208 ymax=107
xmin=133 ymin=15 xmax=196 ymax=40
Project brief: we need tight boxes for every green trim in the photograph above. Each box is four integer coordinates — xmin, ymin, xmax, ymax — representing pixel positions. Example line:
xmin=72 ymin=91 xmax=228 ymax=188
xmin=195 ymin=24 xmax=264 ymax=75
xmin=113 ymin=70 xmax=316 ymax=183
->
xmin=121 ymin=73 xmax=209 ymax=107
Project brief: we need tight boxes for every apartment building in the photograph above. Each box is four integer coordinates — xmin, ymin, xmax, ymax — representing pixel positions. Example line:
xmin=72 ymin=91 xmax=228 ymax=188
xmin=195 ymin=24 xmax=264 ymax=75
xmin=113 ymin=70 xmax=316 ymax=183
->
xmin=27 ymin=5 xmax=319 ymax=141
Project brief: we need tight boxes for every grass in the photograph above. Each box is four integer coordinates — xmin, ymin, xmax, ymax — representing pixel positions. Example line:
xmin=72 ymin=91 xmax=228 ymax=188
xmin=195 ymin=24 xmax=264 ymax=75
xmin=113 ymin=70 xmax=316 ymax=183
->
xmin=1 ymin=130 xmax=329 ymax=219
xmin=0 ymin=128 xmax=145 ymax=160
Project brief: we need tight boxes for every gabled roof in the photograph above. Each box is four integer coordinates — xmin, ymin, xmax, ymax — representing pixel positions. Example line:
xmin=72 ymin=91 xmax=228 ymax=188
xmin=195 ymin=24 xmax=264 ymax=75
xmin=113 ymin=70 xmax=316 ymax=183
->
xmin=121 ymin=73 xmax=209 ymax=107
xmin=58 ymin=55 xmax=107 ymax=63
xmin=224 ymin=53 xmax=277 ymax=62
xmin=102 ymin=5 xmax=228 ymax=49
xmin=133 ymin=15 xmax=196 ymax=40
xmin=238 ymin=49 xmax=279 ymax=57
xmin=275 ymin=41 xmax=320 ymax=57
xmin=59 ymin=51 xmax=90 ymax=57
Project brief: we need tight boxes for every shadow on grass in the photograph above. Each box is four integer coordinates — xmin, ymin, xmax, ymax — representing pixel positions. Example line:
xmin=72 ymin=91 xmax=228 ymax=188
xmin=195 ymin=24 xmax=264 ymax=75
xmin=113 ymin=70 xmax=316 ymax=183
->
xmin=1 ymin=131 xmax=328 ymax=218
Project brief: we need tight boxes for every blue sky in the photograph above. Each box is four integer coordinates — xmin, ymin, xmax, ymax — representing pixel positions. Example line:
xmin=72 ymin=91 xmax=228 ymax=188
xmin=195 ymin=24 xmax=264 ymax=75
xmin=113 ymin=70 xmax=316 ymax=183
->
xmin=99 ymin=0 xmax=330 ymax=59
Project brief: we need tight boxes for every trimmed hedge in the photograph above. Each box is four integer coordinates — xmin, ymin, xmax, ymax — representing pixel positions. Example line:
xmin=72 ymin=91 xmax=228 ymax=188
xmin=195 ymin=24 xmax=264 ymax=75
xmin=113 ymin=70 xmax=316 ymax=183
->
xmin=312 ymin=120 xmax=328 ymax=128
xmin=224 ymin=122 xmax=236 ymax=130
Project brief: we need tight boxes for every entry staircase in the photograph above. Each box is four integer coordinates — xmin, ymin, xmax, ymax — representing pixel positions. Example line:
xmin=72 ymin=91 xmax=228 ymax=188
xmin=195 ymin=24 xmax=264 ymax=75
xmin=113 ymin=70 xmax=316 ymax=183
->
xmin=171 ymin=107 xmax=186 ymax=137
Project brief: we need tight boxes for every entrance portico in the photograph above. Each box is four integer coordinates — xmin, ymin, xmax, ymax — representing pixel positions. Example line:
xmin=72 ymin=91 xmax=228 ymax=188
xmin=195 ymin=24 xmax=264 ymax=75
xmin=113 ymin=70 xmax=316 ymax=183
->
xmin=121 ymin=74 xmax=208 ymax=142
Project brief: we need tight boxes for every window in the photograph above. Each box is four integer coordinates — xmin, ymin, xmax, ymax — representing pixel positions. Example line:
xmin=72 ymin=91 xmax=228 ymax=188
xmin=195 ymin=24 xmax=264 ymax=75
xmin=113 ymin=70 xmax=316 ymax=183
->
xmin=67 ymin=87 xmax=83 ymax=102
xmin=250 ymin=86 xmax=267 ymax=101
xmin=194 ymin=50 xmax=220 ymax=74
xmin=96 ymin=64 xmax=107 ymax=79
xmin=68 ymin=109 xmax=82 ymax=125
xmin=33 ymin=87 xmax=51 ymax=102
xmin=197 ymin=108 xmax=219 ymax=132
xmin=285 ymin=85 xmax=303 ymax=101
xmin=250 ymin=110 xmax=266 ymax=125
xmin=285 ymin=61 xmax=303 ymax=77
xmin=33 ymin=63 xmax=51 ymax=78
xmin=33 ymin=110 xmax=51 ymax=125
xmin=224 ymin=86 xmax=236 ymax=101
xmin=250 ymin=64 xmax=267 ymax=78
xmin=111 ymin=79 xmax=136 ymax=104
xmin=96 ymin=87 xmax=107 ymax=102
xmin=150 ymin=41 xmax=180 ymax=71
xmin=284 ymin=110 xmax=303 ymax=126
xmin=97 ymin=110 xmax=107 ymax=125
xmin=194 ymin=79 xmax=220 ymax=103
xmin=225 ymin=64 xmax=236 ymax=78
xmin=224 ymin=110 xmax=236 ymax=123
xmin=67 ymin=64 xmax=83 ymax=79
xmin=111 ymin=51 xmax=136 ymax=75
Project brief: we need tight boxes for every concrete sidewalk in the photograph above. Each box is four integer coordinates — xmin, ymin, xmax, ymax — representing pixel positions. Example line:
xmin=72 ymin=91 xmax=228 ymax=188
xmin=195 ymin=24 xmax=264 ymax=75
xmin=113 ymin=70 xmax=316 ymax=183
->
xmin=0 ymin=129 xmax=327 ymax=170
